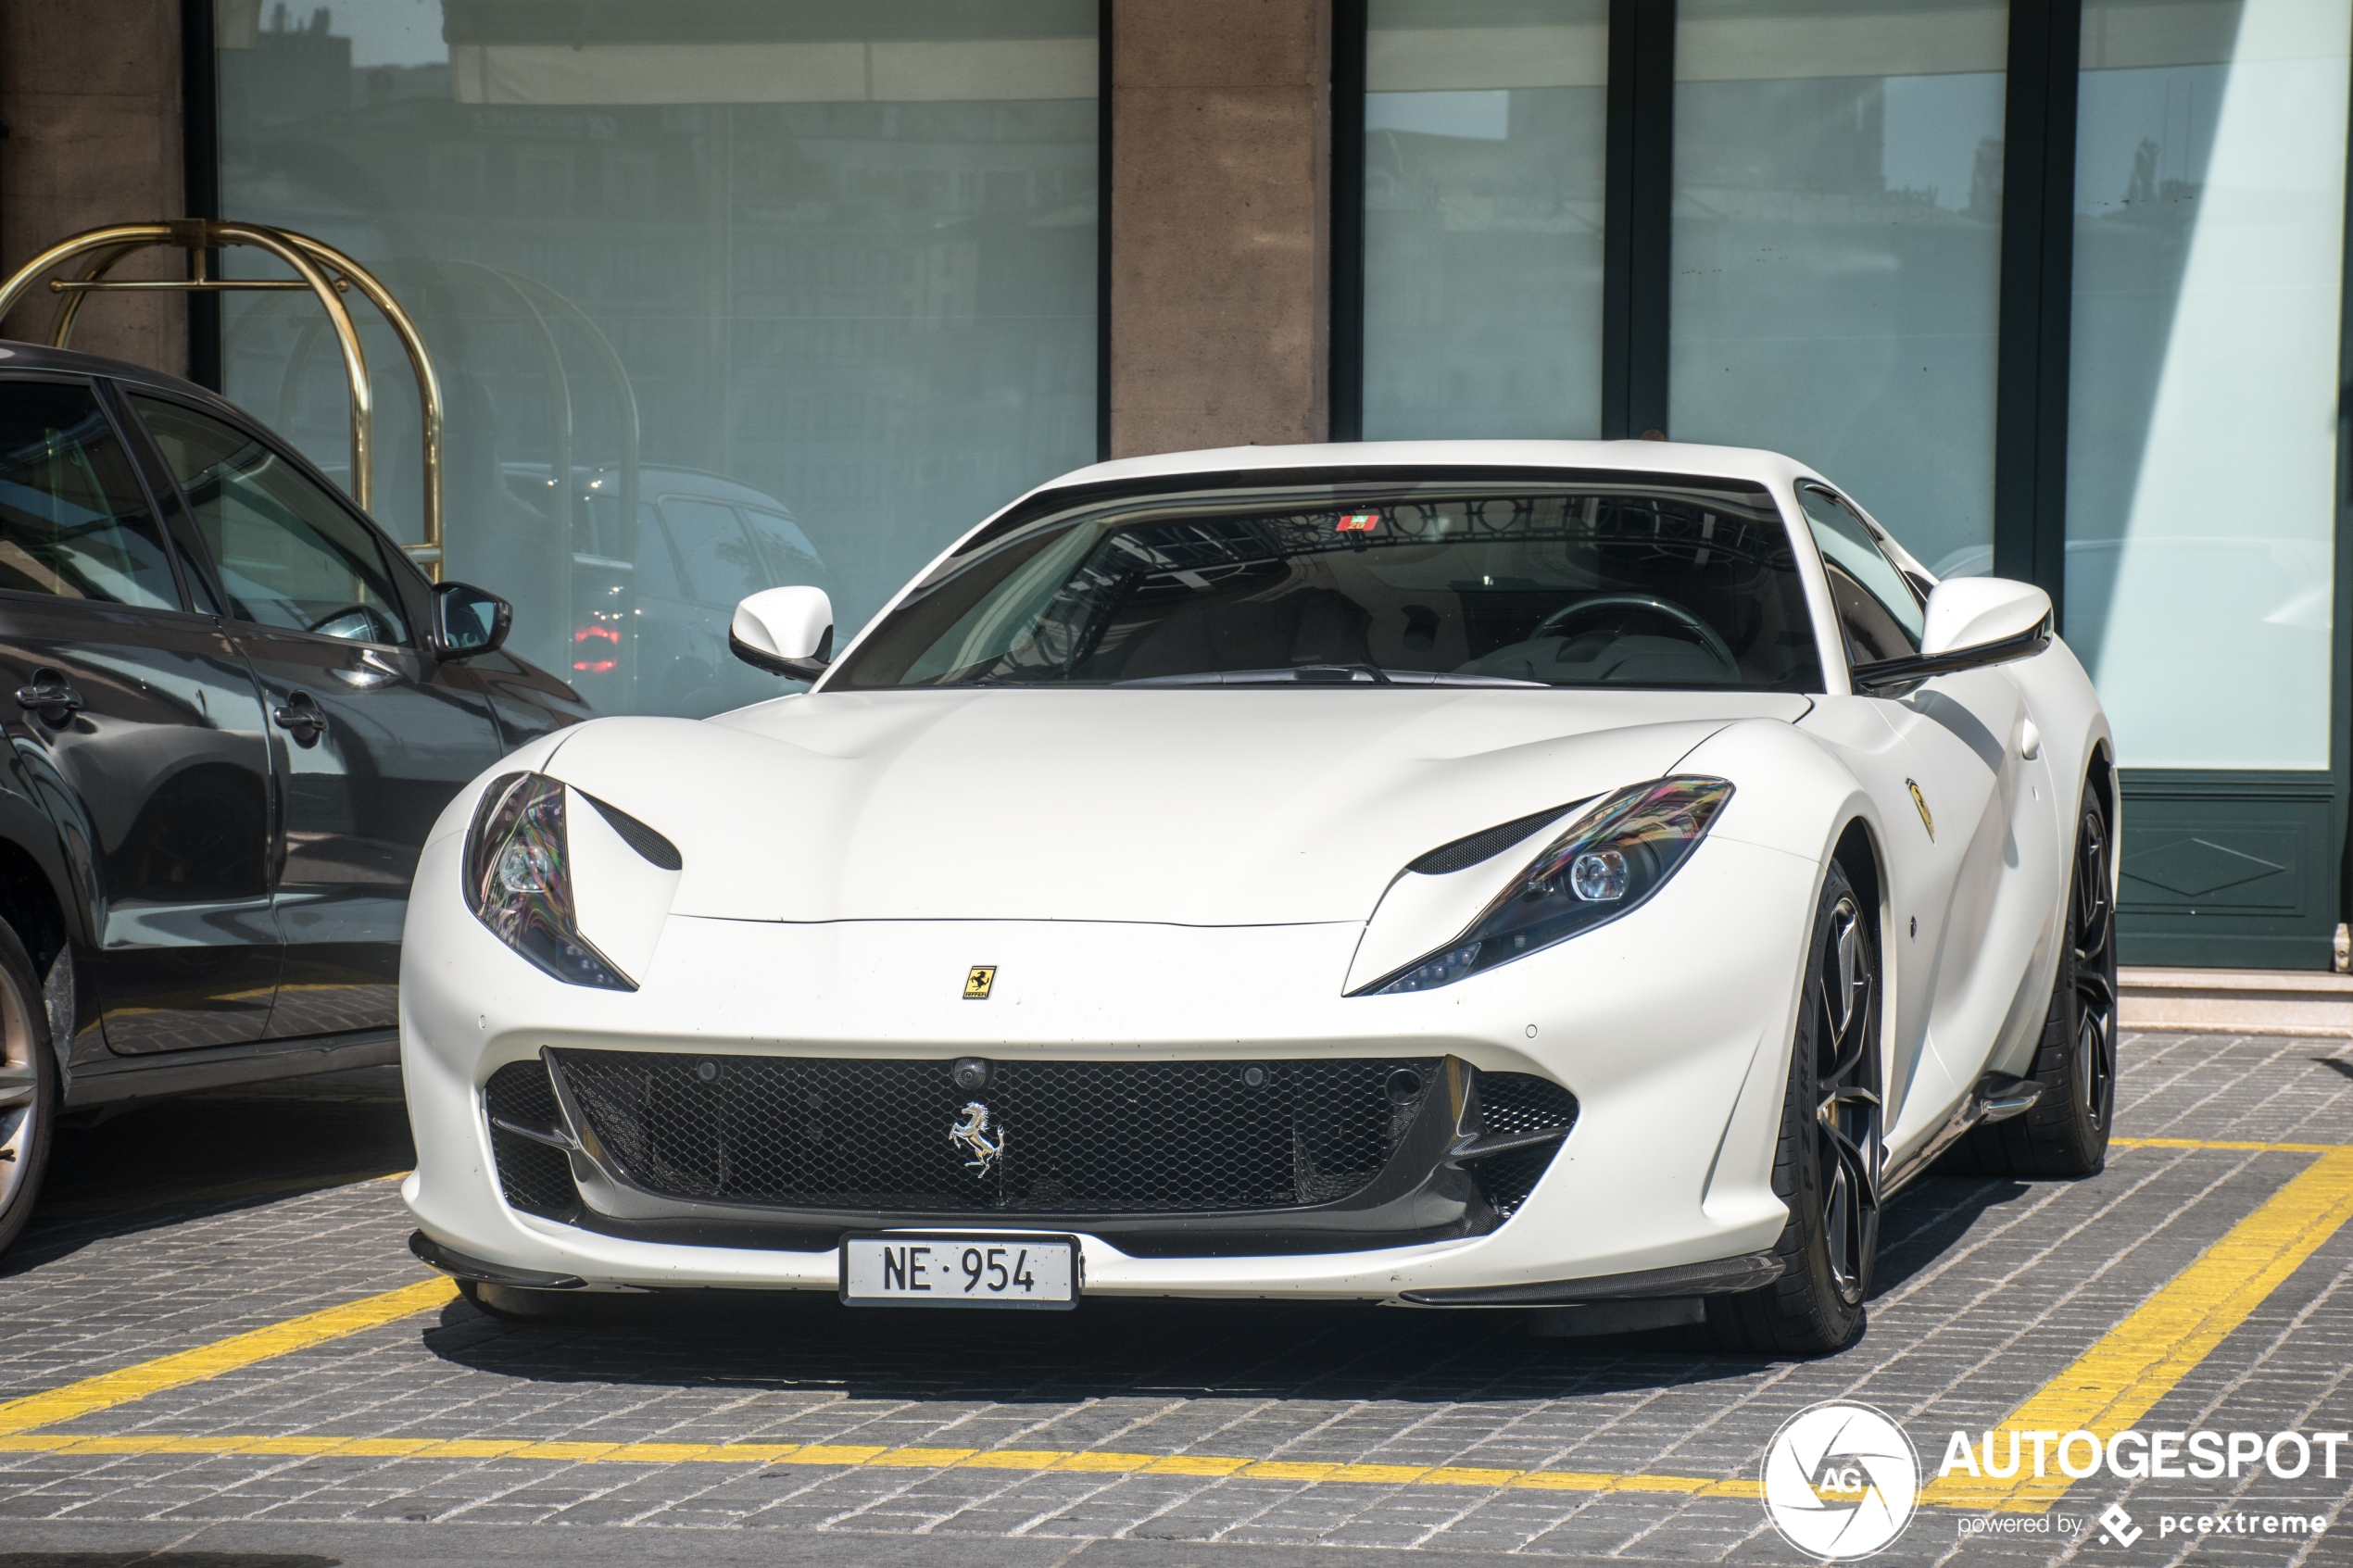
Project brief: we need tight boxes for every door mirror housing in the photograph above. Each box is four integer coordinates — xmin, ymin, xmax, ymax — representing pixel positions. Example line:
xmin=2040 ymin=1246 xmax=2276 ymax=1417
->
xmin=1851 ymin=577 xmax=2052 ymax=695
xmin=731 ymin=585 xmax=834 ymax=681
xmin=432 ymin=581 xmax=511 ymax=659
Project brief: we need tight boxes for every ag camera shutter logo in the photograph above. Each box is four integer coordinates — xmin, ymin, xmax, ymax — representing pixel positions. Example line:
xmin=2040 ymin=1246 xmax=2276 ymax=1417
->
xmin=1761 ymin=1401 xmax=1921 ymax=1560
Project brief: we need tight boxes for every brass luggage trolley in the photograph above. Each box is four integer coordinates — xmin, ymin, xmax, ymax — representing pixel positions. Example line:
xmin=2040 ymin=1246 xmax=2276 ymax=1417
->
xmin=0 ymin=219 xmax=447 ymax=576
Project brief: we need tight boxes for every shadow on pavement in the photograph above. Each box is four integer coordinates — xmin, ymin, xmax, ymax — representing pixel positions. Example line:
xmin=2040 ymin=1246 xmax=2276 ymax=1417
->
xmin=6 ymin=1066 xmax=413 ymax=1276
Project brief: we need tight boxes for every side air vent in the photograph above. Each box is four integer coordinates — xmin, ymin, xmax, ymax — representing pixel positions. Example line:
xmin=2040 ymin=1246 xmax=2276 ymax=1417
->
xmin=1465 ymin=1072 xmax=1579 ymax=1218
xmin=484 ymin=1060 xmax=580 ymax=1220
xmin=1407 ymin=801 xmax=1587 ymax=876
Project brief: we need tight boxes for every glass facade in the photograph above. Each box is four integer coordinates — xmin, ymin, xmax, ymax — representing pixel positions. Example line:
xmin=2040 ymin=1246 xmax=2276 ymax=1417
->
xmin=1360 ymin=0 xmax=1608 ymax=441
xmin=1669 ymin=0 xmax=2008 ymax=580
xmin=216 ymin=0 xmax=1099 ymax=717
xmin=2066 ymin=0 xmax=2349 ymax=770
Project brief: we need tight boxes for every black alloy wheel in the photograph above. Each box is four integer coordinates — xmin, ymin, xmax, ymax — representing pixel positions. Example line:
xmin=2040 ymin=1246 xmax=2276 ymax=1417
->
xmin=1955 ymin=780 xmax=2117 ymax=1179
xmin=1708 ymin=859 xmax=1881 ymax=1357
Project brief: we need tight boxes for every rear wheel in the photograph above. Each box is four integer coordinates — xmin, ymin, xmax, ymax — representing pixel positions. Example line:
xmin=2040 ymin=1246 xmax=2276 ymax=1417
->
xmin=1707 ymin=860 xmax=1882 ymax=1358
xmin=0 ymin=920 xmax=57 ymax=1257
xmin=1954 ymin=782 xmax=2116 ymax=1179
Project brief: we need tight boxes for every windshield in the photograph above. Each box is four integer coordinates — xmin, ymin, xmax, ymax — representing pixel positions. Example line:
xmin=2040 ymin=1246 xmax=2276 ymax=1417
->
xmin=828 ymin=475 xmax=1826 ymax=692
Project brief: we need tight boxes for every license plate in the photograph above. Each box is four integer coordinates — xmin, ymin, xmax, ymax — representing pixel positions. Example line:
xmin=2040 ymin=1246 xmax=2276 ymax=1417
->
xmin=838 ymin=1232 xmax=1080 ymax=1310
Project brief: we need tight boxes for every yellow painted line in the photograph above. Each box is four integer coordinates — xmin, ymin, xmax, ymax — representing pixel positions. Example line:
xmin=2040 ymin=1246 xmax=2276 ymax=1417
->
xmin=0 ymin=1427 xmax=1755 ymax=1494
xmin=1925 ymin=1145 xmax=2353 ymax=1513
xmin=2111 ymin=1136 xmax=2345 ymax=1154
xmin=0 ymin=1276 xmax=458 ymax=1437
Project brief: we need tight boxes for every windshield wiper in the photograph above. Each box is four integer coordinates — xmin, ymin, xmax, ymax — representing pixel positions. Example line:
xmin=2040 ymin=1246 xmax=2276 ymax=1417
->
xmin=1111 ymin=665 xmax=1547 ymax=688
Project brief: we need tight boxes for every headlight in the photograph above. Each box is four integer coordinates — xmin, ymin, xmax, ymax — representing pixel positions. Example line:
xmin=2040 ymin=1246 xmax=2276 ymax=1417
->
xmin=464 ymin=771 xmax=635 ymax=991
xmin=1361 ymin=776 xmax=1734 ymax=995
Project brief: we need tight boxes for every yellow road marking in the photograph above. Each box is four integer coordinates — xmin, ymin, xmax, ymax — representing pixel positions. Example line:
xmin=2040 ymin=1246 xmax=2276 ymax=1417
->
xmin=0 ymin=1276 xmax=458 ymax=1437
xmin=1924 ymin=1144 xmax=2353 ymax=1513
xmin=2111 ymin=1136 xmax=2343 ymax=1154
xmin=0 ymin=1428 xmax=1756 ymax=1494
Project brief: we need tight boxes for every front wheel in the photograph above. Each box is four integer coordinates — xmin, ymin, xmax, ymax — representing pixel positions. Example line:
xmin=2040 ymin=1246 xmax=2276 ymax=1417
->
xmin=1708 ymin=859 xmax=1881 ymax=1358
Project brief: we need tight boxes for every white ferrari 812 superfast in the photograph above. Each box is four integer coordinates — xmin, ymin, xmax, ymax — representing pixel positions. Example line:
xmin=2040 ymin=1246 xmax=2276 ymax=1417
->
xmin=400 ymin=441 xmax=2115 ymax=1355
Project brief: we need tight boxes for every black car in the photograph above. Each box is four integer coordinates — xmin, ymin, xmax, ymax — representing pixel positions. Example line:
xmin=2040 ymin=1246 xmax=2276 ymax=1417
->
xmin=0 ymin=341 xmax=587 ymax=1253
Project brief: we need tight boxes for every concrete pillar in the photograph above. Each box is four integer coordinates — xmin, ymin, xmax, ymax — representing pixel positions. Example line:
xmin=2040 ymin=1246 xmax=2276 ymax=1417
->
xmin=1109 ymin=0 xmax=1329 ymax=458
xmin=0 ymin=0 xmax=187 ymax=374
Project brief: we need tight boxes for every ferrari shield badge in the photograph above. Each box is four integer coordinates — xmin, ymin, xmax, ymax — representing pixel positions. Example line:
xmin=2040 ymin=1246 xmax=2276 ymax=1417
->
xmin=1906 ymin=779 xmax=1935 ymax=842
xmin=950 ymin=1101 xmax=1006 ymax=1176
xmin=963 ymin=965 xmax=997 ymax=999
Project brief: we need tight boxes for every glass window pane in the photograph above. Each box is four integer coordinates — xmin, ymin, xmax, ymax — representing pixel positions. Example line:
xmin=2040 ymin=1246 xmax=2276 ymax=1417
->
xmin=1362 ymin=0 xmax=1608 ymax=440
xmin=1670 ymin=0 xmax=2007 ymax=578
xmin=217 ymin=0 xmax=1098 ymax=715
xmin=1797 ymin=483 xmax=1925 ymax=663
xmin=0 ymin=383 xmax=180 ymax=610
xmin=131 ymin=396 xmax=409 ymax=644
xmin=742 ymin=507 xmax=824 ymax=583
xmin=2066 ymin=0 xmax=2347 ymax=769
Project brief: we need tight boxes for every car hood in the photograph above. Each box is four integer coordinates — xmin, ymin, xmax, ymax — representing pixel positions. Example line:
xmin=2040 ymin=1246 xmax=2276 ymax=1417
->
xmin=545 ymin=688 xmax=1813 ymax=925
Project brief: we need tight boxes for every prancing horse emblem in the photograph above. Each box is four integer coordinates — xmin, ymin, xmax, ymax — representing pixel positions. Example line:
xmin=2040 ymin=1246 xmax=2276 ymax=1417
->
xmin=950 ymin=1101 xmax=1005 ymax=1176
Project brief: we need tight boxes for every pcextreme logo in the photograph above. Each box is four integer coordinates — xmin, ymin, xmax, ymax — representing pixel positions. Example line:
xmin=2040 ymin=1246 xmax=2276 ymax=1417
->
xmin=1761 ymin=1401 xmax=1922 ymax=1560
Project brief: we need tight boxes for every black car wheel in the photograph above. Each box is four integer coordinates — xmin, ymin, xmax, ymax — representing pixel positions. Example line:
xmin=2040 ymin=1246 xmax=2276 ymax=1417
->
xmin=1954 ymin=779 xmax=2116 ymax=1179
xmin=0 ymin=919 xmax=57 ymax=1255
xmin=1708 ymin=859 xmax=1881 ymax=1358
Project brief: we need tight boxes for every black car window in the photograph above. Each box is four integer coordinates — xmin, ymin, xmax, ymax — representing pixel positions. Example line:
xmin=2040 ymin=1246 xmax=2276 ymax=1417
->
xmin=128 ymin=395 xmax=409 ymax=645
xmin=1795 ymin=483 xmax=1921 ymax=667
xmin=0 ymin=382 xmax=182 ymax=610
xmin=831 ymin=476 xmax=1826 ymax=692
xmin=660 ymin=496 xmax=770 ymax=608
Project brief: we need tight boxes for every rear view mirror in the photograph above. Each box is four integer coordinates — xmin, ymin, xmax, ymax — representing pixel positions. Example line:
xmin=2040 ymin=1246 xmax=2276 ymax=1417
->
xmin=731 ymin=585 xmax=834 ymax=681
xmin=1851 ymin=577 xmax=2051 ymax=695
xmin=433 ymin=581 xmax=511 ymax=659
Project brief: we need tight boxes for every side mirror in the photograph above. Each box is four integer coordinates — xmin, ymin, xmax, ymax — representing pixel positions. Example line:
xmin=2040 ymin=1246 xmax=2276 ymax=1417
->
xmin=1920 ymin=578 xmax=2052 ymax=658
xmin=432 ymin=581 xmax=511 ymax=659
xmin=1852 ymin=577 xmax=2051 ymax=695
xmin=731 ymin=585 xmax=833 ymax=681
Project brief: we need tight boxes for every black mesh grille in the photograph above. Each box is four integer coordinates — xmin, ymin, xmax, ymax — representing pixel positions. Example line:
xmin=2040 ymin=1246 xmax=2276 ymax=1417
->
xmin=1466 ymin=1072 xmax=1578 ymax=1217
xmin=1478 ymin=1073 xmax=1579 ymax=1139
xmin=548 ymin=1050 xmax=1441 ymax=1215
xmin=484 ymin=1060 xmax=579 ymax=1219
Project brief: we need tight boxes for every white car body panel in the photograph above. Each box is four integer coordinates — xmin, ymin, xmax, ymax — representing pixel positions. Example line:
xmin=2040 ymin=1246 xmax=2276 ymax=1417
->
xmin=401 ymin=439 xmax=2113 ymax=1303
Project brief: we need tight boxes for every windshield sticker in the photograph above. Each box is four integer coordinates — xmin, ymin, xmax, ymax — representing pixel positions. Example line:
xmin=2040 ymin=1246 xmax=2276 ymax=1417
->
xmin=1336 ymin=513 xmax=1381 ymax=533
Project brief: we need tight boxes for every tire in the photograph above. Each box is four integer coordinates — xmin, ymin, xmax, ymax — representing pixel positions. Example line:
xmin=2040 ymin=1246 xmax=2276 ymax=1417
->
xmin=1953 ymin=780 xmax=2117 ymax=1179
xmin=0 ymin=918 xmax=58 ymax=1257
xmin=1708 ymin=859 xmax=1881 ymax=1358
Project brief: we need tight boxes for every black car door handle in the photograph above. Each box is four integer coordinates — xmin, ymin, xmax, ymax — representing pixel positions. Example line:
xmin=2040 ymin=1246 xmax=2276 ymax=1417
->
xmin=14 ymin=672 xmax=84 ymax=726
xmin=272 ymin=693 xmax=328 ymax=746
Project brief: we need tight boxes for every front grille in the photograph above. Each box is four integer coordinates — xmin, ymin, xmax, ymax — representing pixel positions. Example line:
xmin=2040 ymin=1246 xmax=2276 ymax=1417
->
xmin=1467 ymin=1073 xmax=1579 ymax=1217
xmin=548 ymin=1050 xmax=1441 ymax=1215
xmin=484 ymin=1060 xmax=579 ymax=1219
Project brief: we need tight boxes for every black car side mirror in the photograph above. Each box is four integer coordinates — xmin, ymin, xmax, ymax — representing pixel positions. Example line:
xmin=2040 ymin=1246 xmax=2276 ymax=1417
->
xmin=432 ymin=581 xmax=512 ymax=660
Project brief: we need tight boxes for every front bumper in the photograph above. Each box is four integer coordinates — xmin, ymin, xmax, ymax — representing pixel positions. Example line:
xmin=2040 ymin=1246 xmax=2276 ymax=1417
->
xmin=400 ymin=830 xmax=1816 ymax=1301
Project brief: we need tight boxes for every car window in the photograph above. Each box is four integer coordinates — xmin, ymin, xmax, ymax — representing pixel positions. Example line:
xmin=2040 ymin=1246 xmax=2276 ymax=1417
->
xmin=741 ymin=507 xmax=821 ymax=582
xmin=129 ymin=395 xmax=409 ymax=645
xmin=0 ymin=382 xmax=181 ymax=610
xmin=660 ymin=496 xmax=771 ymax=608
xmin=830 ymin=476 xmax=1827 ymax=693
xmin=1795 ymin=484 xmax=1921 ymax=666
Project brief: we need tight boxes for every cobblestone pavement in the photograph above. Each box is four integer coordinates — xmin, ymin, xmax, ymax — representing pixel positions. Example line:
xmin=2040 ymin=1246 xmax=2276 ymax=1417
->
xmin=0 ymin=1034 xmax=2347 ymax=1566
